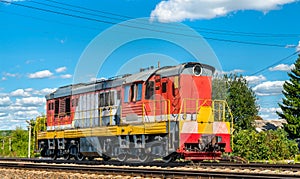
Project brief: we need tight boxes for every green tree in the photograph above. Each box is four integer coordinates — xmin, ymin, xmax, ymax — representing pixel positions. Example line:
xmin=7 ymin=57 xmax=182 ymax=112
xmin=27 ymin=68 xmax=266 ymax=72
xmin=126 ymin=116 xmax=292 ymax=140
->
xmin=277 ymin=55 xmax=300 ymax=139
xmin=234 ymin=129 xmax=298 ymax=161
xmin=34 ymin=115 xmax=46 ymax=133
xmin=0 ymin=125 xmax=37 ymax=158
xmin=0 ymin=131 xmax=13 ymax=156
xmin=213 ymin=74 xmax=259 ymax=131
xmin=212 ymin=74 xmax=227 ymax=100
xmin=11 ymin=127 xmax=28 ymax=157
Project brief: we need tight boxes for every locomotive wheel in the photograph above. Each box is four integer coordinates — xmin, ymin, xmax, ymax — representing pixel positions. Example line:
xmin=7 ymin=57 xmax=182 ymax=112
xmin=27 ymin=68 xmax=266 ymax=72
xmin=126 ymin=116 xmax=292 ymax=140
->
xmin=51 ymin=153 xmax=57 ymax=160
xmin=138 ymin=154 xmax=152 ymax=163
xmin=75 ymin=153 xmax=85 ymax=161
xmin=117 ymin=153 xmax=128 ymax=162
xmin=40 ymin=148 xmax=47 ymax=157
xmin=63 ymin=154 xmax=70 ymax=160
xmin=138 ymin=149 xmax=151 ymax=163
xmin=163 ymin=155 xmax=176 ymax=163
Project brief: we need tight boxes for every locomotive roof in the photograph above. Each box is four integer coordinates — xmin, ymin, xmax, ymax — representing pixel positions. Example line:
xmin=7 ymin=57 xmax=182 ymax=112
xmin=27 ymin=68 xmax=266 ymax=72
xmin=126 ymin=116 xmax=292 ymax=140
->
xmin=46 ymin=62 xmax=214 ymax=100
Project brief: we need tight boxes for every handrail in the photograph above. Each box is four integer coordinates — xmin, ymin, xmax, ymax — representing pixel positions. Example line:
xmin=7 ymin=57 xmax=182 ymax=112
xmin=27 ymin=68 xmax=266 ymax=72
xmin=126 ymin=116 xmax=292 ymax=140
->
xmin=40 ymin=99 xmax=233 ymax=134
xmin=142 ymin=99 xmax=170 ymax=122
xmin=180 ymin=98 xmax=233 ymax=122
xmin=45 ymin=106 xmax=117 ymax=129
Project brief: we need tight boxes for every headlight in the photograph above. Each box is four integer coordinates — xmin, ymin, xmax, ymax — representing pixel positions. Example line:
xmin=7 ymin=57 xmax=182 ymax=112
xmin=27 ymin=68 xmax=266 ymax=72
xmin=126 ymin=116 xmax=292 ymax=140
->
xmin=193 ymin=65 xmax=202 ymax=76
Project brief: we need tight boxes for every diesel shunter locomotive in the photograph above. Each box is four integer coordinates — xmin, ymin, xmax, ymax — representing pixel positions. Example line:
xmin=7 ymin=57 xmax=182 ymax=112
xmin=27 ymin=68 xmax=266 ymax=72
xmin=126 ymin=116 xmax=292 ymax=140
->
xmin=36 ymin=62 xmax=233 ymax=162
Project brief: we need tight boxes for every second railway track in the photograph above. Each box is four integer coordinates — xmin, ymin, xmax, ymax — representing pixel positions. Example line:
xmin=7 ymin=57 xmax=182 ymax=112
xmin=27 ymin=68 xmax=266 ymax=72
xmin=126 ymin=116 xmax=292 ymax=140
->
xmin=1 ymin=158 xmax=300 ymax=178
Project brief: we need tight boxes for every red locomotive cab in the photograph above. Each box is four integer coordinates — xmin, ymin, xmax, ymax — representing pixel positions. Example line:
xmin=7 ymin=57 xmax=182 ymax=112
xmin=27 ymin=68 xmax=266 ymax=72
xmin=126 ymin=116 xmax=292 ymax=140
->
xmin=45 ymin=85 xmax=74 ymax=130
xmin=175 ymin=63 xmax=233 ymax=160
xmin=46 ymin=99 xmax=55 ymax=130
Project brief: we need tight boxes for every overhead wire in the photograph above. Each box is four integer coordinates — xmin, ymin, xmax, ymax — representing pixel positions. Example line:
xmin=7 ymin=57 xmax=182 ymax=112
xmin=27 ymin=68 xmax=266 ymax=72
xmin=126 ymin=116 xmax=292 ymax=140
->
xmin=0 ymin=9 xmax=101 ymax=32
xmin=191 ymin=27 xmax=300 ymax=38
xmin=4 ymin=0 xmax=298 ymax=110
xmin=29 ymin=0 xmax=128 ymax=24
xmin=0 ymin=0 xmax=292 ymax=48
xmin=44 ymin=0 xmax=300 ymax=38
xmin=44 ymin=0 xmax=131 ymax=20
xmin=2 ymin=0 xmax=299 ymax=78
xmin=29 ymin=0 xmax=181 ymax=33
xmin=250 ymin=50 xmax=300 ymax=76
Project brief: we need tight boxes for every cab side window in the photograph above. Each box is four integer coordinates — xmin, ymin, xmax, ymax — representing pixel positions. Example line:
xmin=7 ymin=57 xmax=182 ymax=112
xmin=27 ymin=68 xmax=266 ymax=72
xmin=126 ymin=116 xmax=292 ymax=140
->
xmin=145 ymin=81 xmax=154 ymax=100
xmin=99 ymin=91 xmax=115 ymax=107
xmin=65 ymin=97 xmax=70 ymax=116
xmin=124 ymin=86 xmax=130 ymax=103
xmin=136 ymin=83 xmax=142 ymax=101
xmin=124 ymin=83 xmax=143 ymax=102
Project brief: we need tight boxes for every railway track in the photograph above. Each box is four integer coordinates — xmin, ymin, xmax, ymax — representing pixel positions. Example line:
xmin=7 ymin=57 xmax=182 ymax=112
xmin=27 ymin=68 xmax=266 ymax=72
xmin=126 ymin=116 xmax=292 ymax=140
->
xmin=0 ymin=158 xmax=300 ymax=178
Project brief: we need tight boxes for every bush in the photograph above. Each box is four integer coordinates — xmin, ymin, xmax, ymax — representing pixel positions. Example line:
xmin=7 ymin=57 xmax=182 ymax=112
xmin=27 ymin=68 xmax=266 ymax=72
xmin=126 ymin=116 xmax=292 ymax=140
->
xmin=233 ymin=129 xmax=298 ymax=161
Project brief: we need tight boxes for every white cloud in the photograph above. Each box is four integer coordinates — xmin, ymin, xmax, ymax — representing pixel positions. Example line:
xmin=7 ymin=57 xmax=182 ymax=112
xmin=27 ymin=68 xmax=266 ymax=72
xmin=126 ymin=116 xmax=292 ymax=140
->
xmin=10 ymin=89 xmax=31 ymax=97
xmin=0 ymin=102 xmax=42 ymax=127
xmin=9 ymin=88 xmax=56 ymax=97
xmin=0 ymin=87 xmax=48 ymax=129
xmin=90 ymin=77 xmax=97 ymax=82
xmin=150 ymin=0 xmax=297 ymax=22
xmin=245 ymin=75 xmax=266 ymax=85
xmin=229 ymin=69 xmax=244 ymax=74
xmin=269 ymin=64 xmax=294 ymax=71
xmin=215 ymin=69 xmax=244 ymax=75
xmin=60 ymin=74 xmax=72 ymax=79
xmin=2 ymin=0 xmax=25 ymax=4
xmin=15 ymin=97 xmax=45 ymax=107
xmin=297 ymin=41 xmax=300 ymax=52
xmin=285 ymin=44 xmax=297 ymax=48
xmin=90 ymin=77 xmax=107 ymax=82
xmin=259 ymin=114 xmax=279 ymax=120
xmin=5 ymin=0 xmax=25 ymax=2
xmin=4 ymin=72 xmax=18 ymax=77
xmin=253 ymin=81 xmax=285 ymax=96
xmin=259 ymin=107 xmax=282 ymax=120
xmin=0 ymin=93 xmax=8 ymax=97
xmin=28 ymin=70 xmax=53 ymax=79
xmin=0 ymin=106 xmax=38 ymax=112
xmin=55 ymin=66 xmax=67 ymax=73
xmin=14 ymin=110 xmax=41 ymax=119
xmin=1 ymin=72 xmax=20 ymax=81
xmin=33 ymin=88 xmax=56 ymax=96
xmin=0 ymin=112 xmax=8 ymax=117
xmin=260 ymin=107 xmax=282 ymax=113
xmin=0 ymin=97 xmax=12 ymax=106
xmin=26 ymin=88 xmax=33 ymax=91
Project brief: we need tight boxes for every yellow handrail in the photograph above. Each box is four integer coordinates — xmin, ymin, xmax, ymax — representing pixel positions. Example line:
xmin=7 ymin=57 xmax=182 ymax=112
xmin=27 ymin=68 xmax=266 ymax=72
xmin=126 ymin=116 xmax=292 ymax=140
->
xmin=99 ymin=108 xmax=102 ymax=126
xmin=142 ymin=103 xmax=145 ymax=122
xmin=142 ymin=99 xmax=170 ymax=122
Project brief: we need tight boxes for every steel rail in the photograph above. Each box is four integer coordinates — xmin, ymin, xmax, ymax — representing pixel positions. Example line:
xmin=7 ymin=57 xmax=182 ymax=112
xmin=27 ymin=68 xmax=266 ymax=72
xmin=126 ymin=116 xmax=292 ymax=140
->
xmin=0 ymin=158 xmax=300 ymax=178
xmin=1 ymin=157 xmax=300 ymax=169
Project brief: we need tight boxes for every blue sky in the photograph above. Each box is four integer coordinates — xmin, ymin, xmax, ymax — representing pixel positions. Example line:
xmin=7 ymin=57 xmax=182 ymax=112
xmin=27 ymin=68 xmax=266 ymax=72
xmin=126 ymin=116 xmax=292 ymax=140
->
xmin=0 ymin=0 xmax=300 ymax=130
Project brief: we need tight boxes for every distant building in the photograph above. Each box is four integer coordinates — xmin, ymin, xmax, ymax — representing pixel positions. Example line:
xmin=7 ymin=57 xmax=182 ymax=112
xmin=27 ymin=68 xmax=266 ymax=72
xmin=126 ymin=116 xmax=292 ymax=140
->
xmin=254 ymin=119 xmax=287 ymax=132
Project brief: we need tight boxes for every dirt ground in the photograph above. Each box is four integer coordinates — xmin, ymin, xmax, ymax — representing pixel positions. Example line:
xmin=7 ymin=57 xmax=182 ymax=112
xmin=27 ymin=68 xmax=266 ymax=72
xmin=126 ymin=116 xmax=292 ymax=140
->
xmin=0 ymin=168 xmax=160 ymax=179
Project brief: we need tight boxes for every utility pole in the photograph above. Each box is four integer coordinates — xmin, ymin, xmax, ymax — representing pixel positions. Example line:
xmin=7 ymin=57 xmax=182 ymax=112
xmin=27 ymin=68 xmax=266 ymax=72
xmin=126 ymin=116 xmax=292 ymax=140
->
xmin=1 ymin=139 xmax=3 ymax=150
xmin=2 ymin=139 xmax=4 ymax=156
xmin=9 ymin=138 xmax=11 ymax=152
xmin=26 ymin=120 xmax=31 ymax=158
